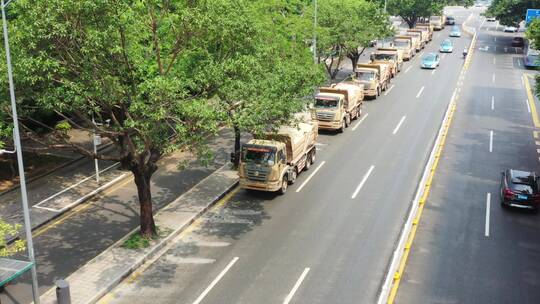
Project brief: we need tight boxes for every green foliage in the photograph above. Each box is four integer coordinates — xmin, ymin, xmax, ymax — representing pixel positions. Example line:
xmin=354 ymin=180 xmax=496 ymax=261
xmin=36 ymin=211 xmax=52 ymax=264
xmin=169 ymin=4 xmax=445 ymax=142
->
xmin=0 ymin=220 xmax=25 ymax=257
xmin=527 ymin=18 xmax=540 ymax=49
xmin=487 ymin=0 xmax=540 ymax=26
xmin=54 ymin=121 xmax=71 ymax=131
xmin=122 ymin=231 xmax=152 ymax=250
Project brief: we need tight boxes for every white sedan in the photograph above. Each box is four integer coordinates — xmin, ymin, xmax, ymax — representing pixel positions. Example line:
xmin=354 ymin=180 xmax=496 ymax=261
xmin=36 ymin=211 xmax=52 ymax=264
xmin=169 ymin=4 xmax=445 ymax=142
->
xmin=503 ymin=26 xmax=518 ymax=32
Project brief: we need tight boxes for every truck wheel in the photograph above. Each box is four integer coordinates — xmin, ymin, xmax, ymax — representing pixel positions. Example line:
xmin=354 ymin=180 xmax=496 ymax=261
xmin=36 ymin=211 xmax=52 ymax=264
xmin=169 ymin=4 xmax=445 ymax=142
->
xmin=345 ymin=115 xmax=351 ymax=127
xmin=357 ymin=106 xmax=362 ymax=117
xmin=304 ymin=154 xmax=312 ymax=171
xmin=339 ymin=119 xmax=346 ymax=133
xmin=376 ymin=87 xmax=381 ymax=98
xmin=289 ymin=169 xmax=297 ymax=184
xmin=279 ymin=179 xmax=288 ymax=195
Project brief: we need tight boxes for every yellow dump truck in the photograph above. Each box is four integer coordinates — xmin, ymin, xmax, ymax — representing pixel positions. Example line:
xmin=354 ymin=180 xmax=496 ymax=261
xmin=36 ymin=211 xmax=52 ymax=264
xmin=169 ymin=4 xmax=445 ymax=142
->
xmin=404 ymin=31 xmax=423 ymax=51
xmin=355 ymin=63 xmax=390 ymax=99
xmin=371 ymin=48 xmax=404 ymax=77
xmin=429 ymin=15 xmax=445 ymax=30
xmin=239 ymin=116 xmax=318 ymax=194
xmin=393 ymin=36 xmax=415 ymax=60
xmin=314 ymin=83 xmax=364 ymax=132
xmin=416 ymin=23 xmax=434 ymax=41
xmin=407 ymin=29 xmax=429 ymax=48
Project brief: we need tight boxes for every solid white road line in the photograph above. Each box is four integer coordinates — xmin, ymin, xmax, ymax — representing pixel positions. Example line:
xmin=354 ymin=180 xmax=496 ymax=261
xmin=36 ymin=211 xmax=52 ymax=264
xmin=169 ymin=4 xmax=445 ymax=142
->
xmin=491 ymin=96 xmax=495 ymax=110
xmin=352 ymin=113 xmax=369 ymax=131
xmin=493 ymin=57 xmax=496 ymax=65
xmin=416 ymin=86 xmax=425 ymax=98
xmin=404 ymin=66 xmax=412 ymax=73
xmin=351 ymin=165 xmax=375 ymax=199
xmin=296 ymin=161 xmax=326 ymax=193
xmin=392 ymin=116 xmax=406 ymax=135
xmin=489 ymin=130 xmax=493 ymax=152
xmin=526 ymin=99 xmax=532 ymax=113
xmin=192 ymin=257 xmax=239 ymax=304
xmin=492 ymin=73 xmax=496 ymax=83
xmin=485 ymin=193 xmax=491 ymax=237
xmin=283 ymin=268 xmax=311 ymax=304
xmin=431 ymin=69 xmax=436 ymax=75
xmin=384 ymin=85 xmax=395 ymax=96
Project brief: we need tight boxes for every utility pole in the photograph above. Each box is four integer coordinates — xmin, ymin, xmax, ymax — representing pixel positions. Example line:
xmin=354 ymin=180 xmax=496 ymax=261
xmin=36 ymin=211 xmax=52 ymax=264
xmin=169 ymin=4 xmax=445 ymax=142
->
xmin=1 ymin=0 xmax=40 ymax=302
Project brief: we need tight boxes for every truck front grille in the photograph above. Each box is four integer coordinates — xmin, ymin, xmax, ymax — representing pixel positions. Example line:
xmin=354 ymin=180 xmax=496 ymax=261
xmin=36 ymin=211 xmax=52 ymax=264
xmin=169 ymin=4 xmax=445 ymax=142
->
xmin=316 ymin=112 xmax=334 ymax=121
xmin=245 ymin=164 xmax=270 ymax=182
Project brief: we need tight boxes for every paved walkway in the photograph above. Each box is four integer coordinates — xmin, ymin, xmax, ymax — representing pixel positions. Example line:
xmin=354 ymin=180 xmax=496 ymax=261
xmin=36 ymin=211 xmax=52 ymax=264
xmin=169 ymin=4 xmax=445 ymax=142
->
xmin=38 ymin=165 xmax=238 ymax=304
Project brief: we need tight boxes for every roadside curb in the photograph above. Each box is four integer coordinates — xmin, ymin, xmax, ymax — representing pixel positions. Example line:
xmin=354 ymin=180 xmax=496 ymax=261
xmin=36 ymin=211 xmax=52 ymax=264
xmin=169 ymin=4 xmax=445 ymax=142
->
xmin=461 ymin=14 xmax=476 ymax=37
xmin=38 ymin=164 xmax=239 ymax=304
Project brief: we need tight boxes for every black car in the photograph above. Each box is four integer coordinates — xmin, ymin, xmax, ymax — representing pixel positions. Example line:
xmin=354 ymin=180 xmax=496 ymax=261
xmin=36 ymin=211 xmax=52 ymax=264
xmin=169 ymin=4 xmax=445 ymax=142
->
xmin=500 ymin=169 xmax=540 ymax=211
xmin=446 ymin=16 xmax=455 ymax=25
xmin=511 ymin=37 xmax=524 ymax=47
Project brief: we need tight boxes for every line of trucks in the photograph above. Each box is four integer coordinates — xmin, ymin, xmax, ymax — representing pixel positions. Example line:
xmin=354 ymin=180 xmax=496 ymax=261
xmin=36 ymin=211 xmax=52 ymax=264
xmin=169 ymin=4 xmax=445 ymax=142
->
xmin=237 ymin=21 xmax=439 ymax=195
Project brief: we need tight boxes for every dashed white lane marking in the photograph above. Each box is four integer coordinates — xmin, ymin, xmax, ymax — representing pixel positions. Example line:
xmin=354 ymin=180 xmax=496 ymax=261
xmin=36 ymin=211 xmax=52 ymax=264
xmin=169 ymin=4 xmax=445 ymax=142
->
xmin=296 ymin=161 xmax=326 ymax=193
xmin=283 ymin=268 xmax=311 ymax=304
xmin=494 ymin=37 xmax=497 ymax=42
xmin=526 ymin=99 xmax=532 ymax=113
xmin=351 ymin=165 xmax=375 ymax=199
xmin=492 ymin=73 xmax=496 ymax=83
xmin=489 ymin=130 xmax=494 ymax=152
xmin=493 ymin=57 xmax=496 ymax=65
xmin=431 ymin=69 xmax=436 ymax=75
xmin=352 ymin=113 xmax=369 ymax=131
xmin=491 ymin=96 xmax=495 ymax=110
xmin=384 ymin=85 xmax=395 ymax=96
xmin=192 ymin=257 xmax=239 ymax=304
xmin=393 ymin=116 xmax=406 ymax=135
xmin=416 ymin=86 xmax=425 ymax=98
xmin=405 ymin=66 xmax=413 ymax=73
xmin=485 ymin=193 xmax=491 ymax=237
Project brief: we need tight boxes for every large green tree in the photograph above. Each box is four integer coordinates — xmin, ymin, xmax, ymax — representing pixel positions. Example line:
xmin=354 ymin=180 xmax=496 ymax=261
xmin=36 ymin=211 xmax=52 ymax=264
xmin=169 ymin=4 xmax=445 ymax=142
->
xmin=487 ymin=0 xmax=539 ymax=26
xmin=387 ymin=0 xmax=445 ymax=28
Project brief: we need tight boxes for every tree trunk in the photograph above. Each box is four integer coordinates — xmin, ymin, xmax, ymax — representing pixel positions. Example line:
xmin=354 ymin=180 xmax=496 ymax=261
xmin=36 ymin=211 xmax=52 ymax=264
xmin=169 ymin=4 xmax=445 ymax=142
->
xmin=233 ymin=124 xmax=241 ymax=168
xmin=405 ymin=16 xmax=417 ymax=29
xmin=331 ymin=55 xmax=343 ymax=79
xmin=132 ymin=167 xmax=157 ymax=238
xmin=348 ymin=53 xmax=360 ymax=71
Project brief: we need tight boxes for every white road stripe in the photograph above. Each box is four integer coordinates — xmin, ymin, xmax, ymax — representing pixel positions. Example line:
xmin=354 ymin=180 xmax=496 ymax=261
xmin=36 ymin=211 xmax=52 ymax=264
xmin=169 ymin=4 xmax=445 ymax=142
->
xmin=283 ymin=268 xmax=310 ymax=304
xmin=526 ymin=99 xmax=532 ymax=113
xmin=392 ymin=116 xmax=406 ymax=135
xmin=494 ymin=37 xmax=497 ymax=42
xmin=491 ymin=96 xmax=495 ymax=110
xmin=296 ymin=161 xmax=326 ymax=193
xmin=352 ymin=113 xmax=369 ymax=131
xmin=492 ymin=73 xmax=495 ymax=83
xmin=489 ymin=130 xmax=493 ymax=152
xmin=404 ymin=66 xmax=412 ymax=73
xmin=493 ymin=57 xmax=496 ymax=65
xmin=192 ymin=257 xmax=239 ymax=304
xmin=494 ymin=46 xmax=497 ymax=52
xmin=485 ymin=193 xmax=491 ymax=237
xmin=518 ymin=58 xmax=522 ymax=67
xmin=351 ymin=165 xmax=375 ymax=199
xmin=431 ymin=69 xmax=436 ymax=75
xmin=384 ymin=85 xmax=395 ymax=96
xmin=416 ymin=86 xmax=425 ymax=98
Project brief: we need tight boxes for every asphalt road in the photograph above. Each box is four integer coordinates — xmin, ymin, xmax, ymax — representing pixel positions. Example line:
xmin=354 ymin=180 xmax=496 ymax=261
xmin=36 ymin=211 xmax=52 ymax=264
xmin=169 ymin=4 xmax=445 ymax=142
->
xmin=100 ymin=9 xmax=474 ymax=304
xmin=0 ymin=129 xmax=236 ymax=304
xmin=395 ymin=9 xmax=540 ymax=304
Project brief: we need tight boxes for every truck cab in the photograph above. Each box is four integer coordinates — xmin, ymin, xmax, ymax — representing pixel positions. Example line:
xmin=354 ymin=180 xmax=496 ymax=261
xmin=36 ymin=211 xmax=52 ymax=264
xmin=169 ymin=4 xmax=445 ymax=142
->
xmin=429 ymin=15 xmax=445 ymax=30
xmin=404 ymin=32 xmax=422 ymax=51
xmin=393 ymin=36 xmax=415 ymax=60
xmin=371 ymin=48 xmax=403 ymax=76
xmin=355 ymin=63 xmax=388 ymax=99
xmin=314 ymin=91 xmax=347 ymax=131
xmin=407 ymin=30 xmax=427 ymax=48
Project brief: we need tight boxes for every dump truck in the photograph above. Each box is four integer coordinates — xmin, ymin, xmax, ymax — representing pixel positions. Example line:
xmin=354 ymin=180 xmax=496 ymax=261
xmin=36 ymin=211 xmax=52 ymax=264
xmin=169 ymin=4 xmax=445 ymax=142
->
xmin=393 ymin=36 xmax=415 ymax=60
xmin=370 ymin=48 xmax=404 ymax=77
xmin=429 ymin=15 xmax=445 ymax=30
xmin=408 ymin=29 xmax=429 ymax=48
xmin=238 ymin=115 xmax=318 ymax=194
xmin=314 ymin=83 xmax=364 ymax=132
xmin=355 ymin=63 xmax=390 ymax=99
xmin=416 ymin=23 xmax=434 ymax=41
xmin=404 ymin=31 xmax=423 ymax=51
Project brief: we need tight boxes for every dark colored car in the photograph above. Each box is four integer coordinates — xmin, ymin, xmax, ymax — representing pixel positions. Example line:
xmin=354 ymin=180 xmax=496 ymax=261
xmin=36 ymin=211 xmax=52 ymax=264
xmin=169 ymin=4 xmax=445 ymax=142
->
xmin=446 ymin=16 xmax=455 ymax=25
xmin=500 ymin=169 xmax=540 ymax=211
xmin=511 ymin=37 xmax=524 ymax=47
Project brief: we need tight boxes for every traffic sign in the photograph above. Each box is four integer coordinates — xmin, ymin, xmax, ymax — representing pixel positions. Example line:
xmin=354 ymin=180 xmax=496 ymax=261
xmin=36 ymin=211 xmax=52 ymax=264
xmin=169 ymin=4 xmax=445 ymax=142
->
xmin=526 ymin=9 xmax=540 ymax=25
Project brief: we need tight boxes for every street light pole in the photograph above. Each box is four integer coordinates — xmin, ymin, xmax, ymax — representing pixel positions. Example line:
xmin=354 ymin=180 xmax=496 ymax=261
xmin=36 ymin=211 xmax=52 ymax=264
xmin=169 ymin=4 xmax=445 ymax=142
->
xmin=1 ymin=0 xmax=40 ymax=303
xmin=91 ymin=115 xmax=100 ymax=183
xmin=313 ymin=0 xmax=317 ymax=64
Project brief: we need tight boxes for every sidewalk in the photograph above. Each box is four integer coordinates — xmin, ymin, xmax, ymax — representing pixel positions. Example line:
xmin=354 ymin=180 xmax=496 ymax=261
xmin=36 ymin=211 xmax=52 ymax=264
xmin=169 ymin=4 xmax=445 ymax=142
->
xmin=38 ymin=164 xmax=238 ymax=304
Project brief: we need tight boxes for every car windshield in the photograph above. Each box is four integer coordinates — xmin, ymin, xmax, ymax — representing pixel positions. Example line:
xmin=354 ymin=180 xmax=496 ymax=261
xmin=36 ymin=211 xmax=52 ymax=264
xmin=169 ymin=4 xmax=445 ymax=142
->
xmin=242 ymin=147 xmax=275 ymax=164
xmin=424 ymin=54 xmax=436 ymax=61
xmin=452 ymin=26 xmax=460 ymax=32
xmin=315 ymin=97 xmax=339 ymax=108
xmin=442 ymin=40 xmax=452 ymax=46
xmin=356 ymin=71 xmax=375 ymax=81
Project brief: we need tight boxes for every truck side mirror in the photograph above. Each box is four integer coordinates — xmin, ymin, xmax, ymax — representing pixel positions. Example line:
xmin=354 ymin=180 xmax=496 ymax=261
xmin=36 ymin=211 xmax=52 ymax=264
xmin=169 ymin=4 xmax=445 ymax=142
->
xmin=370 ymin=54 xmax=375 ymax=61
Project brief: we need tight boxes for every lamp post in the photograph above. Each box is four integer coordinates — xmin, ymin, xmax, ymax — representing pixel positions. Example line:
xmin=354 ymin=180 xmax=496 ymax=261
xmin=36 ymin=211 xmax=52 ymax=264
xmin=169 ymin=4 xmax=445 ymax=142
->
xmin=1 ymin=0 xmax=40 ymax=303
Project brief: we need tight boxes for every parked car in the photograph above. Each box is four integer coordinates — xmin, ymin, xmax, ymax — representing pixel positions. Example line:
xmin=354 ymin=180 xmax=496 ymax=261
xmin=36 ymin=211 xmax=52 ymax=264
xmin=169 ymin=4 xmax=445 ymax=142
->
xmin=486 ymin=16 xmax=497 ymax=22
xmin=503 ymin=26 xmax=518 ymax=32
xmin=449 ymin=26 xmax=461 ymax=37
xmin=446 ymin=16 xmax=456 ymax=25
xmin=421 ymin=53 xmax=440 ymax=69
xmin=511 ymin=37 xmax=524 ymax=47
xmin=439 ymin=39 xmax=454 ymax=53
xmin=500 ymin=169 xmax=540 ymax=211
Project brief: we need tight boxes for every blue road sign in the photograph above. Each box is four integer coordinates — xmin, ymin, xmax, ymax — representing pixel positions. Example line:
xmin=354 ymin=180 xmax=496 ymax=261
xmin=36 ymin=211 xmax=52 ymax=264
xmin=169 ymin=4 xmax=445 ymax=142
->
xmin=526 ymin=9 xmax=540 ymax=25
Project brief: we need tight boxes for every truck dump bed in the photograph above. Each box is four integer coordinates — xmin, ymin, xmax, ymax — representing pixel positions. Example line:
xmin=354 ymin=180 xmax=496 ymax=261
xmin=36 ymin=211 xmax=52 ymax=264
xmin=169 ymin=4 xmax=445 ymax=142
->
xmin=261 ymin=119 xmax=317 ymax=164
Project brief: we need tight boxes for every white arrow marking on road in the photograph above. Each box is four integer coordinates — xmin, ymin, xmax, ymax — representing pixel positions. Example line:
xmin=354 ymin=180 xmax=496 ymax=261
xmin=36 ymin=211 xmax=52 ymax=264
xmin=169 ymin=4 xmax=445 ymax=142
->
xmin=416 ymin=86 xmax=425 ymax=98
xmin=283 ymin=268 xmax=310 ymax=304
xmin=296 ymin=161 xmax=326 ymax=193
xmin=351 ymin=165 xmax=375 ymax=199
xmin=491 ymin=96 xmax=495 ymax=110
xmin=192 ymin=257 xmax=239 ymax=304
xmin=393 ymin=116 xmax=406 ymax=135
xmin=485 ymin=193 xmax=491 ymax=237
xmin=352 ymin=113 xmax=369 ymax=131
xmin=489 ymin=130 xmax=494 ymax=152
xmin=384 ymin=85 xmax=395 ymax=96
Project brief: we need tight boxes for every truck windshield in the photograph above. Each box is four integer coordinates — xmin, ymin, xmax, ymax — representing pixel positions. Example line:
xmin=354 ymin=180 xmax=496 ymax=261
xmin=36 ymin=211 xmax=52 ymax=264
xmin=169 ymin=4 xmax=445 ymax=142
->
xmin=430 ymin=16 xmax=441 ymax=21
xmin=356 ymin=71 xmax=375 ymax=81
xmin=374 ymin=54 xmax=394 ymax=61
xmin=242 ymin=147 xmax=275 ymax=164
xmin=315 ymin=97 xmax=339 ymax=108
xmin=394 ymin=40 xmax=410 ymax=47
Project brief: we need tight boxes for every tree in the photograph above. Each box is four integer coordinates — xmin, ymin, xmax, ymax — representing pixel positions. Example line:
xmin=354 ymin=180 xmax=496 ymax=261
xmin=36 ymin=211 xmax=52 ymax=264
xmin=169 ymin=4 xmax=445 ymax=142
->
xmin=487 ymin=0 xmax=540 ymax=26
xmin=525 ymin=19 xmax=540 ymax=94
xmin=6 ymin=0 xmax=220 ymax=237
xmin=315 ymin=0 xmax=392 ymax=79
xmin=387 ymin=0 xmax=445 ymax=28
xmin=0 ymin=220 xmax=25 ymax=257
